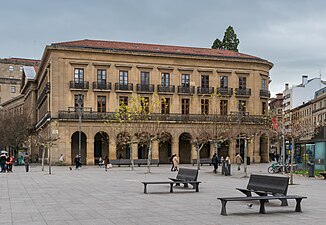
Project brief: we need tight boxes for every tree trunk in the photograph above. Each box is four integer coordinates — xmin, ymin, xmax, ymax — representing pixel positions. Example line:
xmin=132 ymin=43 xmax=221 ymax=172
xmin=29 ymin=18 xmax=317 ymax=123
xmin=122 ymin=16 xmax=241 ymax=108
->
xmin=129 ymin=143 xmax=134 ymax=171
xmin=147 ymin=141 xmax=152 ymax=173
xmin=243 ymin=139 xmax=248 ymax=177
xmin=290 ymin=138 xmax=295 ymax=185
xmin=41 ymin=146 xmax=45 ymax=172
xmin=196 ymin=143 xmax=204 ymax=171
xmin=48 ymin=144 xmax=52 ymax=175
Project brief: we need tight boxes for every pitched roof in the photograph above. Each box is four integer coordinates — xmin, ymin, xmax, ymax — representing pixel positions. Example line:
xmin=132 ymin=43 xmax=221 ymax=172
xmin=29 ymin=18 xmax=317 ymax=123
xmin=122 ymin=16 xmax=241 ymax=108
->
xmin=0 ymin=57 xmax=40 ymax=65
xmin=51 ymin=39 xmax=265 ymax=61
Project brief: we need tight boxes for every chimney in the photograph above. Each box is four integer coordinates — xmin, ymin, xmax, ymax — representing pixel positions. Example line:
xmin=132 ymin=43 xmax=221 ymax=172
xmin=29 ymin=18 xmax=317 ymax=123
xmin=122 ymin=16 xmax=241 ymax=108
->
xmin=285 ymin=83 xmax=289 ymax=90
xmin=302 ymin=75 xmax=308 ymax=85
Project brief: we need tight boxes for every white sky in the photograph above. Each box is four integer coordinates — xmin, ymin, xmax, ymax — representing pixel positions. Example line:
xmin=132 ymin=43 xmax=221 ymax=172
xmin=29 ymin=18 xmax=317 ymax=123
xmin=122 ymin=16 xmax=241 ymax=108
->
xmin=1 ymin=0 xmax=325 ymax=96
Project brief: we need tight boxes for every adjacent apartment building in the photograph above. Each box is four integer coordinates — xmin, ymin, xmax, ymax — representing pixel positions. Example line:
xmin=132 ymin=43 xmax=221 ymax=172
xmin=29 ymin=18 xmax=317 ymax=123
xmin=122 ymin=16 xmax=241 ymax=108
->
xmin=2 ymin=39 xmax=273 ymax=165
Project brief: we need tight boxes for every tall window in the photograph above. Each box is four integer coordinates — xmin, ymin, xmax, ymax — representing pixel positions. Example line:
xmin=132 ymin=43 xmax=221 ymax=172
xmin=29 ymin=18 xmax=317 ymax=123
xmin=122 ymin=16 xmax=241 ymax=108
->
xmin=74 ymin=94 xmax=84 ymax=108
xmin=182 ymin=98 xmax=190 ymax=115
xmin=181 ymin=74 xmax=190 ymax=87
xmin=238 ymin=100 xmax=246 ymax=112
xmin=201 ymin=99 xmax=209 ymax=115
xmin=97 ymin=96 xmax=106 ymax=112
xmin=119 ymin=96 xmax=128 ymax=107
xmin=140 ymin=71 xmax=150 ymax=85
xmin=201 ymin=75 xmax=209 ymax=88
xmin=161 ymin=98 xmax=170 ymax=114
xmin=141 ymin=97 xmax=149 ymax=113
xmin=11 ymin=86 xmax=16 ymax=93
xmin=119 ymin=71 xmax=128 ymax=85
xmin=220 ymin=100 xmax=228 ymax=115
xmin=97 ymin=69 xmax=107 ymax=84
xmin=262 ymin=102 xmax=267 ymax=115
xmin=74 ymin=68 xmax=84 ymax=83
xmin=161 ymin=73 xmax=170 ymax=86
xmin=239 ymin=77 xmax=246 ymax=89
xmin=262 ymin=79 xmax=267 ymax=90
xmin=220 ymin=76 xmax=228 ymax=88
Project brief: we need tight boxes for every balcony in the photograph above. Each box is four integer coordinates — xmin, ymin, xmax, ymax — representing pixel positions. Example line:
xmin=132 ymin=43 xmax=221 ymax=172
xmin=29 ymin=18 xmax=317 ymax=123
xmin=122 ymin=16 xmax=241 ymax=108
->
xmin=93 ymin=82 xmax=112 ymax=91
xmin=136 ymin=84 xmax=154 ymax=93
xmin=197 ymin=87 xmax=214 ymax=95
xmin=157 ymin=85 xmax=175 ymax=94
xmin=69 ymin=81 xmax=89 ymax=90
xmin=217 ymin=87 xmax=233 ymax=96
xmin=115 ymin=83 xmax=133 ymax=92
xmin=57 ymin=111 xmax=269 ymax=125
xmin=178 ymin=86 xmax=195 ymax=95
xmin=235 ymin=88 xmax=251 ymax=97
xmin=260 ymin=89 xmax=270 ymax=98
xmin=37 ymin=82 xmax=50 ymax=106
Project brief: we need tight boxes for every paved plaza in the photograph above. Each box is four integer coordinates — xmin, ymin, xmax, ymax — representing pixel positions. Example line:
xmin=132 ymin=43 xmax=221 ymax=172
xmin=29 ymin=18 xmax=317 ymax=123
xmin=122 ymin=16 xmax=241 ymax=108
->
xmin=0 ymin=163 xmax=325 ymax=225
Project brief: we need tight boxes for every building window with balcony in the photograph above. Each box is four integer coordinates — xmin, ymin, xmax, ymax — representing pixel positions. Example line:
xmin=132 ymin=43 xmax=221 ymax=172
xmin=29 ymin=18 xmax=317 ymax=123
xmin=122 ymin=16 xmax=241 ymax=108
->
xmin=119 ymin=71 xmax=128 ymax=85
xmin=74 ymin=68 xmax=84 ymax=83
xmin=11 ymin=86 xmax=16 ymax=93
xmin=201 ymin=99 xmax=209 ymax=115
xmin=262 ymin=102 xmax=267 ymax=115
xmin=262 ymin=79 xmax=267 ymax=90
xmin=181 ymin=74 xmax=190 ymax=87
xmin=97 ymin=69 xmax=107 ymax=84
xmin=182 ymin=98 xmax=190 ymax=115
xmin=220 ymin=100 xmax=228 ymax=115
xmin=97 ymin=96 xmax=106 ymax=112
xmin=161 ymin=98 xmax=170 ymax=114
xmin=239 ymin=77 xmax=246 ymax=89
xmin=220 ymin=76 xmax=228 ymax=88
xmin=201 ymin=75 xmax=209 ymax=88
xmin=141 ymin=71 xmax=150 ymax=85
xmin=238 ymin=100 xmax=246 ymax=112
xmin=74 ymin=94 xmax=84 ymax=108
xmin=119 ymin=96 xmax=128 ymax=107
xmin=161 ymin=73 xmax=170 ymax=86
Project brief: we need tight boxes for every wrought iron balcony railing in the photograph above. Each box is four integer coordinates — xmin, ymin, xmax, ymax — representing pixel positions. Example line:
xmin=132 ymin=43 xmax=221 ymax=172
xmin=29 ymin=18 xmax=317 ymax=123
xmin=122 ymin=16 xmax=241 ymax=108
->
xmin=69 ymin=81 xmax=89 ymax=90
xmin=235 ymin=88 xmax=251 ymax=97
xmin=157 ymin=85 xmax=175 ymax=93
xmin=136 ymin=84 xmax=154 ymax=93
xmin=217 ymin=87 xmax=233 ymax=96
xmin=260 ymin=89 xmax=270 ymax=98
xmin=57 ymin=111 xmax=270 ymax=125
xmin=197 ymin=87 xmax=214 ymax=95
xmin=178 ymin=86 xmax=195 ymax=95
xmin=93 ymin=82 xmax=112 ymax=91
xmin=115 ymin=83 xmax=133 ymax=91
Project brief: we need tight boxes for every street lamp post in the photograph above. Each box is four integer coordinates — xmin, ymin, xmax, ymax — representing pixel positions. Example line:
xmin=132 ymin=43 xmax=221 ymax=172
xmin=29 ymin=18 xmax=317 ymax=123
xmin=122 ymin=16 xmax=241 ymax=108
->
xmin=76 ymin=94 xmax=83 ymax=163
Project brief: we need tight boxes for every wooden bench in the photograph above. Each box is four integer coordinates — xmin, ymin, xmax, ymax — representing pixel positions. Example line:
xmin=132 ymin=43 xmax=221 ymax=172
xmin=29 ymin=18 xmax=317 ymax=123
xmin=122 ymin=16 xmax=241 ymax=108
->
xmin=319 ymin=172 xmax=326 ymax=179
xmin=134 ymin=159 xmax=160 ymax=167
xmin=236 ymin=174 xmax=289 ymax=206
xmin=217 ymin=195 xmax=307 ymax=215
xmin=192 ymin=158 xmax=211 ymax=166
xmin=169 ymin=168 xmax=200 ymax=189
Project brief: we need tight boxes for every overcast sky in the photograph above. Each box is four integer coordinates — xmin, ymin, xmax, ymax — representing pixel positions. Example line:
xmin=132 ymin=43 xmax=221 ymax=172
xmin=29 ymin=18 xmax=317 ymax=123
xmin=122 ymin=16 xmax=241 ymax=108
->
xmin=1 ymin=0 xmax=325 ymax=95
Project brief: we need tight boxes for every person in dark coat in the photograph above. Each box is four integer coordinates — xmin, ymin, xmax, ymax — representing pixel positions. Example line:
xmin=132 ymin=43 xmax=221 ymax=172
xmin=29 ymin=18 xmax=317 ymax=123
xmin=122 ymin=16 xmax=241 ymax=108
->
xmin=0 ymin=153 xmax=7 ymax=173
xmin=24 ymin=153 xmax=30 ymax=172
xmin=74 ymin=155 xmax=81 ymax=169
xmin=170 ymin=154 xmax=176 ymax=171
xmin=103 ymin=155 xmax=109 ymax=171
xmin=212 ymin=153 xmax=218 ymax=173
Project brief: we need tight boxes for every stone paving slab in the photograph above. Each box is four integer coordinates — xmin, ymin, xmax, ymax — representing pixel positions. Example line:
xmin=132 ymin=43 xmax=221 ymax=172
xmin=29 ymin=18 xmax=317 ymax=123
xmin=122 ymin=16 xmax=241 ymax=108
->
xmin=0 ymin=163 xmax=325 ymax=225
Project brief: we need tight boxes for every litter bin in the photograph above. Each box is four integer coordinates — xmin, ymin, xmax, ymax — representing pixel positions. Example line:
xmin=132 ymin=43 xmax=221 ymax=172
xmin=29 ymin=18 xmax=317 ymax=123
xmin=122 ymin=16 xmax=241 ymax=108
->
xmin=308 ymin=161 xmax=315 ymax=177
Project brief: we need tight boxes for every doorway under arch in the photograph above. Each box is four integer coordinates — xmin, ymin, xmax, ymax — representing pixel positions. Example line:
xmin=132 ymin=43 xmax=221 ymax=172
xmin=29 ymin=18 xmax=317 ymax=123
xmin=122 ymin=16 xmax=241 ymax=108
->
xmin=94 ymin=132 xmax=109 ymax=164
xmin=200 ymin=143 xmax=210 ymax=158
xmin=159 ymin=132 xmax=172 ymax=164
xmin=71 ymin=131 xmax=87 ymax=164
xmin=179 ymin=132 xmax=192 ymax=164
xmin=116 ymin=132 xmax=131 ymax=159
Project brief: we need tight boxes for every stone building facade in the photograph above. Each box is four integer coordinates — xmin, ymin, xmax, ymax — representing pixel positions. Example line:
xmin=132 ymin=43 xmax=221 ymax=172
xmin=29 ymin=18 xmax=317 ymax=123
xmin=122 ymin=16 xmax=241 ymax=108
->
xmin=4 ymin=40 xmax=274 ymax=165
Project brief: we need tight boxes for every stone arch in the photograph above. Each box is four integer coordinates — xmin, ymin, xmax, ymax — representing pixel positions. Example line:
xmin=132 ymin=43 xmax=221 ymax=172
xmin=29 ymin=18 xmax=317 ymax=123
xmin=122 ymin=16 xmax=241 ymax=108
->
xmin=200 ymin=143 xmax=210 ymax=158
xmin=260 ymin=133 xmax=269 ymax=162
xmin=159 ymin=132 xmax=172 ymax=164
xmin=179 ymin=132 xmax=192 ymax=164
xmin=116 ymin=132 xmax=131 ymax=159
xmin=71 ymin=131 xmax=87 ymax=164
xmin=137 ymin=132 xmax=150 ymax=159
xmin=94 ymin=132 xmax=109 ymax=164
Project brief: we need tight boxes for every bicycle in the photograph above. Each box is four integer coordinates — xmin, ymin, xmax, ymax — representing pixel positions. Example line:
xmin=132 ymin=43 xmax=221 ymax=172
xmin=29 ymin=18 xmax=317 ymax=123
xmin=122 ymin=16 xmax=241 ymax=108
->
xmin=268 ymin=163 xmax=295 ymax=174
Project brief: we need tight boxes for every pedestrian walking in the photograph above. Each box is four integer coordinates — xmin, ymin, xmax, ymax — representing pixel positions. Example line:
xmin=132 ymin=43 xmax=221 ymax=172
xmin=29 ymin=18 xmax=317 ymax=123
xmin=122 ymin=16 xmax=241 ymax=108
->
xmin=172 ymin=154 xmax=179 ymax=171
xmin=224 ymin=156 xmax=231 ymax=176
xmin=170 ymin=154 xmax=176 ymax=171
xmin=0 ymin=153 xmax=6 ymax=173
xmin=235 ymin=153 xmax=243 ymax=171
xmin=74 ymin=155 xmax=81 ymax=169
xmin=24 ymin=153 xmax=30 ymax=172
xmin=59 ymin=154 xmax=64 ymax=166
xmin=103 ymin=155 xmax=109 ymax=171
xmin=212 ymin=153 xmax=218 ymax=173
